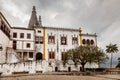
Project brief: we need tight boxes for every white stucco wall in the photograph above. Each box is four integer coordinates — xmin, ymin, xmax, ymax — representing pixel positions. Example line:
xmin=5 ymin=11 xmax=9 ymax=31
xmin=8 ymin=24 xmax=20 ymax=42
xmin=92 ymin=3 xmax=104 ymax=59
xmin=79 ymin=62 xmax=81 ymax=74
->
xmin=11 ymin=28 xmax=35 ymax=51
xmin=0 ymin=15 xmax=11 ymax=63
xmin=82 ymin=34 xmax=97 ymax=46
xmin=45 ymin=28 xmax=80 ymax=61
xmin=0 ymin=30 xmax=10 ymax=63
xmin=35 ymin=28 xmax=44 ymax=54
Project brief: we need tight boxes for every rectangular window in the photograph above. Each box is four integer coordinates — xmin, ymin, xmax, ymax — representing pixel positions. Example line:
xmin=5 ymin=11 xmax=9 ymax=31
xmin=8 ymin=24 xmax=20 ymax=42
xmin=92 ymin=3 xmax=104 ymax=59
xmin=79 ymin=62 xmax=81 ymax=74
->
xmin=27 ymin=33 xmax=31 ymax=39
xmin=48 ymin=36 xmax=55 ymax=44
xmin=61 ymin=52 xmax=65 ymax=60
xmin=35 ymin=36 xmax=43 ymax=44
xmin=35 ymin=36 xmax=39 ymax=43
xmin=13 ymin=40 xmax=17 ymax=49
xmin=49 ymin=51 xmax=55 ymax=59
xmin=20 ymin=33 xmax=24 ymax=38
xmin=61 ymin=36 xmax=67 ymax=45
xmin=26 ymin=43 xmax=30 ymax=48
xmin=13 ymin=32 xmax=17 ymax=38
xmin=38 ymin=30 xmax=41 ymax=33
xmin=29 ymin=52 xmax=33 ymax=58
xmin=40 ymin=37 xmax=43 ymax=44
xmin=23 ymin=52 xmax=27 ymax=60
xmin=72 ymin=37 xmax=78 ymax=45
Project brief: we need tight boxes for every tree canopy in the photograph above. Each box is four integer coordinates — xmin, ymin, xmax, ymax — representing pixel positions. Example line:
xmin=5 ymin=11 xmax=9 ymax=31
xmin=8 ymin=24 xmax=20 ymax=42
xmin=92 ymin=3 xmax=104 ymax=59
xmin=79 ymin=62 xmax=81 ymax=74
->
xmin=64 ymin=46 xmax=108 ymax=72
xmin=106 ymin=44 xmax=118 ymax=53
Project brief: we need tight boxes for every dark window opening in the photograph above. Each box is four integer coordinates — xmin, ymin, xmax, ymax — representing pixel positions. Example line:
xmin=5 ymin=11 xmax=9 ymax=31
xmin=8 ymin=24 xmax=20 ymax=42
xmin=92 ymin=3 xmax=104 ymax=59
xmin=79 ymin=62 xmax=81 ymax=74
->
xmin=91 ymin=39 xmax=94 ymax=45
xmin=20 ymin=33 xmax=24 ymax=38
xmin=26 ymin=43 xmax=30 ymax=48
xmin=61 ymin=52 xmax=65 ymax=60
xmin=40 ymin=37 xmax=43 ymax=44
xmin=49 ymin=51 xmax=55 ymax=59
xmin=82 ymin=39 xmax=86 ymax=44
xmin=35 ymin=36 xmax=43 ymax=44
xmin=27 ymin=33 xmax=31 ymax=39
xmin=48 ymin=36 xmax=55 ymax=44
xmin=61 ymin=36 xmax=67 ymax=45
xmin=13 ymin=40 xmax=17 ymax=49
xmin=38 ymin=30 xmax=41 ymax=33
xmin=29 ymin=52 xmax=33 ymax=58
xmin=36 ymin=52 xmax=42 ymax=60
xmin=13 ymin=33 xmax=17 ymax=38
xmin=72 ymin=37 xmax=78 ymax=44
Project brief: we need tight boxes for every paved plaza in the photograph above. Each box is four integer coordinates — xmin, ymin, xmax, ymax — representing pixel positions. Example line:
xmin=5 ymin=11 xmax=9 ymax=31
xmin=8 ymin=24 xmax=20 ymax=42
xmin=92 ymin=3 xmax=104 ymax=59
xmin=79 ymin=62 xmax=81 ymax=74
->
xmin=0 ymin=74 xmax=120 ymax=80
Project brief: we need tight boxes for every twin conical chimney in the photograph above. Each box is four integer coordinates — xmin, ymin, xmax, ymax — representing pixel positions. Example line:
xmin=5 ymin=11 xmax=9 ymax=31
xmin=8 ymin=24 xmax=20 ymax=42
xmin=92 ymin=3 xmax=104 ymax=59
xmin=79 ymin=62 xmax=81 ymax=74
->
xmin=28 ymin=6 xmax=42 ymax=29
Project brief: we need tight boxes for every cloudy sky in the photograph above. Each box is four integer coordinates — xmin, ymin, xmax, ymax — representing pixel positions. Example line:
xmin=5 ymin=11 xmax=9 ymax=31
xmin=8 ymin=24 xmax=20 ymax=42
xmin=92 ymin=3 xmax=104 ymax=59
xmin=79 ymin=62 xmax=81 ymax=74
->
xmin=0 ymin=0 xmax=120 ymax=67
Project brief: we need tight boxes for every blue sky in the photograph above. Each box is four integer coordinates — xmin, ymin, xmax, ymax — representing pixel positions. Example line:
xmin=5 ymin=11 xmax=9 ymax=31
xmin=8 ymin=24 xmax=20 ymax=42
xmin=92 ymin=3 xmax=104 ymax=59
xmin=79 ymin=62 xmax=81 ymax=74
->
xmin=0 ymin=0 xmax=120 ymax=67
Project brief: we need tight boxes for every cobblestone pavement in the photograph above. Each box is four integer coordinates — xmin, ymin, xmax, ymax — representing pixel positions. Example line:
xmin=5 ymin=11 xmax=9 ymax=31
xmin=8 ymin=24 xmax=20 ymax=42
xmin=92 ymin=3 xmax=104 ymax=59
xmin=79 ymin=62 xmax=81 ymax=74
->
xmin=0 ymin=74 xmax=120 ymax=80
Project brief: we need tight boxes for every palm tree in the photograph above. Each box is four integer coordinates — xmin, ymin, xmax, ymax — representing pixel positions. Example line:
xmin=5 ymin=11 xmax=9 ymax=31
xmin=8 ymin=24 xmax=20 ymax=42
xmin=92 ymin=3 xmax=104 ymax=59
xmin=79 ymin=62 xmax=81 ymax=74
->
xmin=106 ymin=44 xmax=118 ymax=68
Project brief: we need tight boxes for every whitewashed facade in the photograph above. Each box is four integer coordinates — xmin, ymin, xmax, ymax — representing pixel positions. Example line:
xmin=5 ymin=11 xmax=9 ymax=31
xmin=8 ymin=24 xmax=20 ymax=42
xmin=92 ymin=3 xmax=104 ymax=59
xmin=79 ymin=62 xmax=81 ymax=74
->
xmin=0 ymin=6 xmax=98 ymax=75
xmin=11 ymin=28 xmax=35 ymax=61
xmin=0 ymin=12 xmax=11 ymax=63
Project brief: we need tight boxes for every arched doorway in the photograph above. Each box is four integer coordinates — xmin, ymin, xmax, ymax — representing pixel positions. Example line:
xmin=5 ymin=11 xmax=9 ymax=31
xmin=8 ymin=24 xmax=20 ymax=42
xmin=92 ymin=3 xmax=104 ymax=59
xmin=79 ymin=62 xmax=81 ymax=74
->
xmin=68 ymin=67 xmax=71 ymax=72
xmin=36 ymin=52 xmax=42 ymax=60
xmin=55 ymin=67 xmax=58 ymax=72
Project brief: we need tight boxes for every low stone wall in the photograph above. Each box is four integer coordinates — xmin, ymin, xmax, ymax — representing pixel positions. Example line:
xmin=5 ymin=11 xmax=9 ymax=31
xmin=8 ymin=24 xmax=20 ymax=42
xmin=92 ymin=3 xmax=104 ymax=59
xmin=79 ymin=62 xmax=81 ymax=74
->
xmin=0 ymin=60 xmax=80 ymax=75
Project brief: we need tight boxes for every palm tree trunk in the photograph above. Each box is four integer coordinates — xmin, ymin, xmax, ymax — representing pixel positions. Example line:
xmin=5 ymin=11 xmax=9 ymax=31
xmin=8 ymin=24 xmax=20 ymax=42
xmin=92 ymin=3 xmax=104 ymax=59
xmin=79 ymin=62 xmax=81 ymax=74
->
xmin=110 ymin=53 xmax=113 ymax=68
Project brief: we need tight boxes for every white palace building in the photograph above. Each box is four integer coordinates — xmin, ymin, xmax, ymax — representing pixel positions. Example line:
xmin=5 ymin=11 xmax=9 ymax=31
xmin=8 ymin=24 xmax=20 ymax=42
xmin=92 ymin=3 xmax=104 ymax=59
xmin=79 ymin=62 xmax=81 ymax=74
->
xmin=0 ymin=6 xmax=98 ymax=75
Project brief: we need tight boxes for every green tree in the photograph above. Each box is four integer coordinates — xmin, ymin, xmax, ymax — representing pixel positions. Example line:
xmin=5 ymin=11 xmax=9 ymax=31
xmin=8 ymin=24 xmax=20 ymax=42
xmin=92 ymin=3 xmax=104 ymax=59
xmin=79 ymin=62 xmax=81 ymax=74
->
xmin=116 ymin=57 xmax=120 ymax=68
xmin=94 ymin=48 xmax=109 ymax=67
xmin=64 ymin=46 xmax=107 ymax=72
xmin=106 ymin=44 xmax=118 ymax=68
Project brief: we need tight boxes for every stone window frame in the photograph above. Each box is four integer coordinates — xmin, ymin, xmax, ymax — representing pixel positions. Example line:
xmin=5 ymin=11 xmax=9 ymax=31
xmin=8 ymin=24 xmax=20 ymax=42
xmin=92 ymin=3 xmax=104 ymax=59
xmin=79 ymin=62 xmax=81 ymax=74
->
xmin=35 ymin=36 xmax=43 ymax=44
xmin=26 ymin=43 xmax=30 ymax=48
xmin=72 ymin=36 xmax=78 ymax=45
xmin=20 ymin=33 xmax=24 ymax=38
xmin=48 ymin=33 xmax=55 ymax=44
xmin=27 ymin=33 xmax=31 ymax=39
xmin=48 ymin=51 xmax=55 ymax=59
xmin=29 ymin=52 xmax=33 ymax=58
xmin=13 ymin=32 xmax=17 ymax=38
xmin=61 ymin=36 xmax=67 ymax=45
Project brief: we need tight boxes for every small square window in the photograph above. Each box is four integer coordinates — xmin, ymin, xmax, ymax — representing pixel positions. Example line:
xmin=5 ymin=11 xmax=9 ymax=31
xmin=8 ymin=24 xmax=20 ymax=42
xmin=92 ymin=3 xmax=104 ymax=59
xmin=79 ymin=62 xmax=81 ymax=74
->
xmin=61 ymin=36 xmax=67 ymax=45
xmin=29 ymin=52 xmax=33 ymax=58
xmin=49 ymin=51 xmax=55 ymax=59
xmin=48 ymin=36 xmax=55 ymax=44
xmin=27 ymin=33 xmax=31 ymax=39
xmin=38 ymin=30 xmax=41 ymax=33
xmin=61 ymin=52 xmax=65 ymax=60
xmin=26 ymin=43 xmax=30 ymax=48
xmin=35 ymin=36 xmax=39 ymax=43
xmin=20 ymin=33 xmax=24 ymax=38
xmin=13 ymin=32 xmax=17 ymax=38
xmin=40 ymin=37 xmax=43 ymax=44
xmin=72 ymin=37 xmax=78 ymax=45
